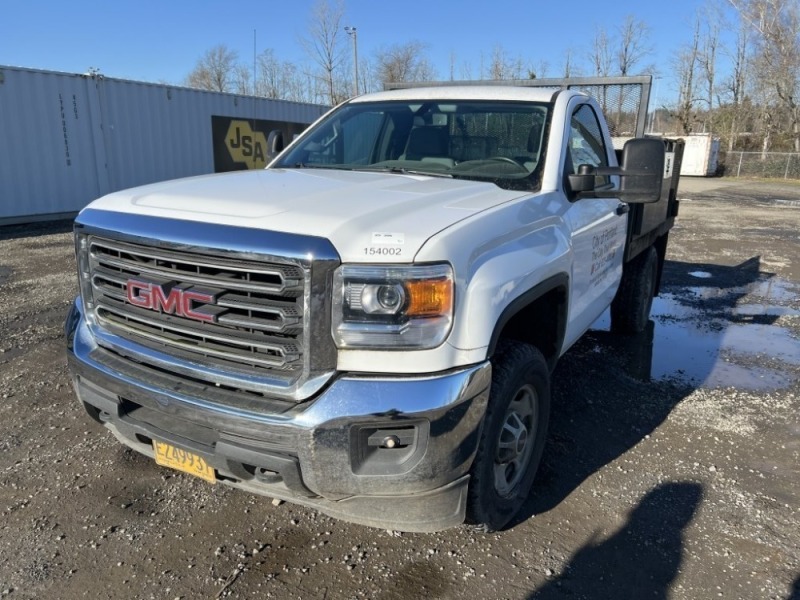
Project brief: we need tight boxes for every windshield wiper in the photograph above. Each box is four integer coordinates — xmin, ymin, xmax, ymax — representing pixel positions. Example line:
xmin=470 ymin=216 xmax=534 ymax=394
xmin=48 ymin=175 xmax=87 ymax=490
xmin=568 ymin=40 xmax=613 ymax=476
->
xmin=354 ymin=166 xmax=453 ymax=178
xmin=287 ymin=163 xmax=353 ymax=170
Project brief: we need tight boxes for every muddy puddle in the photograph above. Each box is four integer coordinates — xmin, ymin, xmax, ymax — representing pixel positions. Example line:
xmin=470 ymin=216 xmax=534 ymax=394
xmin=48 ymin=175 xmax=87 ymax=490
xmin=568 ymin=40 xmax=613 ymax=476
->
xmin=590 ymin=276 xmax=800 ymax=391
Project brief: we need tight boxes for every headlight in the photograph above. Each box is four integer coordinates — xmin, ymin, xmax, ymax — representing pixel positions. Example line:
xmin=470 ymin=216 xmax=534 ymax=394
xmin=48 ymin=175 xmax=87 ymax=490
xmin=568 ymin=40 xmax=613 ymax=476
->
xmin=332 ymin=264 xmax=454 ymax=349
xmin=75 ymin=232 xmax=95 ymax=324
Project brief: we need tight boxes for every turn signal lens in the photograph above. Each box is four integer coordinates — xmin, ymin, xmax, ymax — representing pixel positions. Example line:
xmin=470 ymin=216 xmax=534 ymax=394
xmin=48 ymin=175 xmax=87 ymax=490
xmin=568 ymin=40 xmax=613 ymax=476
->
xmin=406 ymin=279 xmax=453 ymax=317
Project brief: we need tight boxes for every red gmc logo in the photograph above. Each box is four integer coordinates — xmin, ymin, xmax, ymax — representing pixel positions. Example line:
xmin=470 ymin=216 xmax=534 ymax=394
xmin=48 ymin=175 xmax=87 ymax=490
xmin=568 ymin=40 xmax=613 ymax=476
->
xmin=126 ymin=279 xmax=217 ymax=323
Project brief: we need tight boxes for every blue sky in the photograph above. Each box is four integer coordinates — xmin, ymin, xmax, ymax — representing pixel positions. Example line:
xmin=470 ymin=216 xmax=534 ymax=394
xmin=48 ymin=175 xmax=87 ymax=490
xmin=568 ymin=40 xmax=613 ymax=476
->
xmin=2 ymin=0 xmax=731 ymax=104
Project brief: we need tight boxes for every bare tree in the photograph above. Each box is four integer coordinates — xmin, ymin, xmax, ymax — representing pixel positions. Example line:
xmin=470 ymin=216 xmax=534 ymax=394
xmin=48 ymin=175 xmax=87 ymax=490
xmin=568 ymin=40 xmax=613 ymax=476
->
xmin=588 ymin=17 xmax=652 ymax=79
xmin=730 ymin=0 xmax=800 ymax=150
xmin=459 ymin=60 xmax=474 ymax=80
xmin=532 ymin=59 xmax=550 ymax=79
xmin=721 ymin=19 xmax=752 ymax=149
xmin=234 ymin=64 xmax=252 ymax=95
xmin=488 ymin=45 xmax=507 ymax=80
xmin=598 ymin=16 xmax=654 ymax=133
xmin=697 ymin=10 xmax=721 ymax=133
xmin=257 ymin=49 xmax=308 ymax=101
xmin=185 ymin=45 xmax=239 ymax=92
xmin=587 ymin=26 xmax=613 ymax=112
xmin=417 ymin=56 xmax=438 ymax=82
xmin=487 ymin=45 xmax=528 ymax=79
xmin=589 ymin=26 xmax=613 ymax=76
xmin=357 ymin=56 xmax=376 ymax=94
xmin=562 ymin=48 xmax=576 ymax=78
xmin=759 ymin=92 xmax=778 ymax=155
xmin=257 ymin=49 xmax=283 ymax=99
xmin=300 ymin=69 xmax=327 ymax=105
xmin=616 ymin=15 xmax=654 ymax=75
xmin=302 ymin=0 xmax=348 ymax=104
xmin=375 ymin=41 xmax=436 ymax=86
xmin=672 ymin=17 xmax=702 ymax=134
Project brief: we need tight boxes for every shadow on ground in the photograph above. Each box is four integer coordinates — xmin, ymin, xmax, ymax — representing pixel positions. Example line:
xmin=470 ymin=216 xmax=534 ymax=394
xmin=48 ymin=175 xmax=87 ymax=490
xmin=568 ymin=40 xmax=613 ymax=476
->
xmin=527 ymin=482 xmax=703 ymax=599
xmin=0 ymin=219 xmax=73 ymax=241
xmin=790 ymin=576 xmax=800 ymax=600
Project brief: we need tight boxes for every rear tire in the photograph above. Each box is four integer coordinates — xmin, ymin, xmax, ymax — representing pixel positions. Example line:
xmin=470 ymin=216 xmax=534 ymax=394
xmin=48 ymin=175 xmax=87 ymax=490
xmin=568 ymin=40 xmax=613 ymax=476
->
xmin=610 ymin=246 xmax=659 ymax=334
xmin=466 ymin=341 xmax=550 ymax=532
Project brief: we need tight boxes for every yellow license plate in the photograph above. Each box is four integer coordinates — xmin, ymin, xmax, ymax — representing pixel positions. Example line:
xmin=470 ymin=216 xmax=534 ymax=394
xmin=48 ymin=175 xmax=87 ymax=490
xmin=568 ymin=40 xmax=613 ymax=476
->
xmin=152 ymin=440 xmax=216 ymax=484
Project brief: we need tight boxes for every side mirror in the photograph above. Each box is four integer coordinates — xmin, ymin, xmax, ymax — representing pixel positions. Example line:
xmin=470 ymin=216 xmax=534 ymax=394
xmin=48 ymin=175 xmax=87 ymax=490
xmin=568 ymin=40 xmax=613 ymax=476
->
xmin=267 ymin=130 xmax=285 ymax=161
xmin=618 ymin=138 xmax=665 ymax=204
xmin=567 ymin=138 xmax=665 ymax=204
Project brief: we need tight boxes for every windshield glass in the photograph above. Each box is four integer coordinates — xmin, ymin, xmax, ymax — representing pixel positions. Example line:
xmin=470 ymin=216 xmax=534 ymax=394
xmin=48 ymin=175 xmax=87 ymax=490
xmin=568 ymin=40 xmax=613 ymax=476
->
xmin=273 ymin=100 xmax=551 ymax=191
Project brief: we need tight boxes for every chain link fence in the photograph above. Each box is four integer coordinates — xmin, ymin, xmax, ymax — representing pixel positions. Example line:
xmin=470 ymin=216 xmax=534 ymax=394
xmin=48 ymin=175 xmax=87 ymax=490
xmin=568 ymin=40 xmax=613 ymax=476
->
xmin=724 ymin=151 xmax=800 ymax=179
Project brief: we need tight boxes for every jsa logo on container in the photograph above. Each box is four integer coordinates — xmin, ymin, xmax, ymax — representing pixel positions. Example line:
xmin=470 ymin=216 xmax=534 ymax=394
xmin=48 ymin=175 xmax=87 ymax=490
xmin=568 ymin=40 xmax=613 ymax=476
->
xmin=225 ymin=120 xmax=267 ymax=169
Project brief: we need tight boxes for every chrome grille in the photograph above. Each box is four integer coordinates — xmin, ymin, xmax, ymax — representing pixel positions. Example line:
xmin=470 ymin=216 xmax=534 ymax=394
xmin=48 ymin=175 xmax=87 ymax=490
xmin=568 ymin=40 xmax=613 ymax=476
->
xmin=88 ymin=237 xmax=307 ymax=377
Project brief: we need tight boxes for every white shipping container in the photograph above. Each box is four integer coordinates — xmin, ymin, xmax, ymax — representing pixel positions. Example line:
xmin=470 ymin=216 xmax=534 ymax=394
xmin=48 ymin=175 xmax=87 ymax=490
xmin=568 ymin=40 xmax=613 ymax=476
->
xmin=680 ymin=133 xmax=720 ymax=177
xmin=0 ymin=66 xmax=327 ymax=224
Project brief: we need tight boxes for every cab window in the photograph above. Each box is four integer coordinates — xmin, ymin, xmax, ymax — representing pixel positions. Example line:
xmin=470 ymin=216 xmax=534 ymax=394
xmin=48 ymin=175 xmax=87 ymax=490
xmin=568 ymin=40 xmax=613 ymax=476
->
xmin=568 ymin=104 xmax=610 ymax=186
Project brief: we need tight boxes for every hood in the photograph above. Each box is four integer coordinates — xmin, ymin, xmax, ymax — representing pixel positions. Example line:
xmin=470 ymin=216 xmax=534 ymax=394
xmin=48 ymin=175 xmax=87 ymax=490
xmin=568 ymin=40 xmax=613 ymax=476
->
xmin=86 ymin=168 xmax=527 ymax=263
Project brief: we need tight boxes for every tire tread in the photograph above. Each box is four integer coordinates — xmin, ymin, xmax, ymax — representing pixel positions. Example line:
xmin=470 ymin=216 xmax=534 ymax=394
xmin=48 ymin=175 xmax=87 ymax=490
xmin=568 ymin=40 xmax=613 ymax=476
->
xmin=465 ymin=341 xmax=550 ymax=532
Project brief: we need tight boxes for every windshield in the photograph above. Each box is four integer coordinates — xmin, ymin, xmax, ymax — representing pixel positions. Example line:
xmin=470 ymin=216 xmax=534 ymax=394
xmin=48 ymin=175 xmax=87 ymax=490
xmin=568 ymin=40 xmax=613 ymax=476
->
xmin=272 ymin=100 xmax=551 ymax=191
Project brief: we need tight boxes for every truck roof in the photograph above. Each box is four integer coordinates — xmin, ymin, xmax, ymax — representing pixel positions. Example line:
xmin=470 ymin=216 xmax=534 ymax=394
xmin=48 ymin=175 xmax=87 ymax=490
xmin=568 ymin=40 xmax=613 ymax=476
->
xmin=349 ymin=85 xmax=561 ymax=104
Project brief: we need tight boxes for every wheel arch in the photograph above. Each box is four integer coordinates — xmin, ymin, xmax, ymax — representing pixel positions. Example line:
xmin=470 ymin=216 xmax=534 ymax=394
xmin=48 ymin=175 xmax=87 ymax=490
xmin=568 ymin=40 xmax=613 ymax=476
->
xmin=487 ymin=273 xmax=569 ymax=372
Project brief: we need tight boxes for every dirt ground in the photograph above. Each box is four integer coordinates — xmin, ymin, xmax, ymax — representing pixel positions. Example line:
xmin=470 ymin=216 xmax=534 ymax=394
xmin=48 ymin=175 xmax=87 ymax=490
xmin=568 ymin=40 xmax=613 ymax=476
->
xmin=0 ymin=178 xmax=798 ymax=600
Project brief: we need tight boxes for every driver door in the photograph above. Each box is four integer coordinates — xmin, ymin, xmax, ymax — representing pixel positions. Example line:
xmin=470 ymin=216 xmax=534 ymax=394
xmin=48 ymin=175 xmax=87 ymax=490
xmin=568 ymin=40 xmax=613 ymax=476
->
xmin=562 ymin=101 xmax=627 ymax=347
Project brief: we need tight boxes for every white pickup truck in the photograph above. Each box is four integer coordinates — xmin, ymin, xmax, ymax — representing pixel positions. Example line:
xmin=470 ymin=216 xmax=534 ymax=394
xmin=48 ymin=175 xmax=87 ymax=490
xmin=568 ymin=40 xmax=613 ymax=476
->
xmin=66 ymin=78 xmax=682 ymax=532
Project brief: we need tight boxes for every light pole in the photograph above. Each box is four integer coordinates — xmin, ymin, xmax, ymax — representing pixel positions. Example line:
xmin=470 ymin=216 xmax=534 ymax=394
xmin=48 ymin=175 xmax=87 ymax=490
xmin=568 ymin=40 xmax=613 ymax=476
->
xmin=344 ymin=25 xmax=359 ymax=96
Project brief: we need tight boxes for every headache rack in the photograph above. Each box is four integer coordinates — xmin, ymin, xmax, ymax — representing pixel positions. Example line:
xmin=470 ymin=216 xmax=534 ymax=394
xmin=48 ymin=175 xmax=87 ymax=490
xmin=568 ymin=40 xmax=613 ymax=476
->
xmin=385 ymin=75 xmax=654 ymax=139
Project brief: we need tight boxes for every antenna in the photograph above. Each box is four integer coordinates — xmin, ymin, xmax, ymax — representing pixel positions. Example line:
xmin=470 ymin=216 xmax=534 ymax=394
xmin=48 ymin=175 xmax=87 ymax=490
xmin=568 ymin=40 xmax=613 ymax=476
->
xmin=253 ymin=29 xmax=257 ymax=169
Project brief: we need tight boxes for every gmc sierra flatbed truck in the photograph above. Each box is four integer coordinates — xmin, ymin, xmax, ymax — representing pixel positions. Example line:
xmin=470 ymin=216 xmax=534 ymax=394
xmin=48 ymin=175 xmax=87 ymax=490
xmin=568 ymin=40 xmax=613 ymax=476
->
xmin=65 ymin=78 xmax=683 ymax=532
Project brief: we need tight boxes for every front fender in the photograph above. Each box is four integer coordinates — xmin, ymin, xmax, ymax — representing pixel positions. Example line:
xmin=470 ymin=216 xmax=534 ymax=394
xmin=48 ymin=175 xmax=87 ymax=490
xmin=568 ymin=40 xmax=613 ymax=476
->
xmin=415 ymin=193 xmax=573 ymax=358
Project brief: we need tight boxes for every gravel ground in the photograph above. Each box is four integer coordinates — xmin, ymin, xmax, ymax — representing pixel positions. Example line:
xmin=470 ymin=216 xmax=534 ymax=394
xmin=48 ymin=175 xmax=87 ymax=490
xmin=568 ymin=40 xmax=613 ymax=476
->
xmin=0 ymin=178 xmax=798 ymax=600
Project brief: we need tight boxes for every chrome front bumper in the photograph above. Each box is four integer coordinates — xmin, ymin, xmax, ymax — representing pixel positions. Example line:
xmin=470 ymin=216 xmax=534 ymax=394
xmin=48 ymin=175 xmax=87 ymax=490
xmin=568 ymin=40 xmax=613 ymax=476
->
xmin=65 ymin=300 xmax=491 ymax=532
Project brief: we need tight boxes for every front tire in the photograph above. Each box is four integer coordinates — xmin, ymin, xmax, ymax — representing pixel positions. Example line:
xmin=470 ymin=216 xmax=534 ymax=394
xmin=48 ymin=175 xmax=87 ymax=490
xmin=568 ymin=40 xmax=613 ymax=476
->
xmin=466 ymin=341 xmax=551 ymax=532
